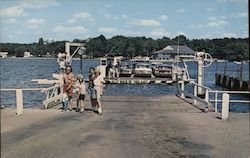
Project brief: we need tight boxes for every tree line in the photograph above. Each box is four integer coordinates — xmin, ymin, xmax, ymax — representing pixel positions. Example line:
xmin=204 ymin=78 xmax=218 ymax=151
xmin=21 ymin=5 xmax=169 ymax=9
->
xmin=0 ymin=35 xmax=249 ymax=61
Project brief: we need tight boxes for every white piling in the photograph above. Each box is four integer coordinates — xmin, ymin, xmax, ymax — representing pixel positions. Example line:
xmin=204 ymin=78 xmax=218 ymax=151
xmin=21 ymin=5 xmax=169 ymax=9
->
xmin=193 ymin=84 xmax=197 ymax=105
xmin=221 ymin=93 xmax=229 ymax=120
xmin=16 ymin=89 xmax=23 ymax=115
xmin=181 ymin=82 xmax=185 ymax=98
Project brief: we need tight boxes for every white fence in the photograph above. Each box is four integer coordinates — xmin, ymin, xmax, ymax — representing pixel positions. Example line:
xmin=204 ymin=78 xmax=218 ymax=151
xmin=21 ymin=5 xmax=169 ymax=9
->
xmin=0 ymin=84 xmax=64 ymax=115
xmin=177 ymin=81 xmax=250 ymax=120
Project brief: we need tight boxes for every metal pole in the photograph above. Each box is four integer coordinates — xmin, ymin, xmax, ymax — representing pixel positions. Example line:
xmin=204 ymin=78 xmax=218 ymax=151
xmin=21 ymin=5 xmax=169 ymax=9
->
xmin=181 ymin=82 xmax=185 ymax=98
xmin=214 ymin=91 xmax=218 ymax=113
xmin=197 ymin=57 xmax=203 ymax=95
xmin=193 ymin=84 xmax=197 ymax=105
xmin=80 ymin=55 xmax=83 ymax=74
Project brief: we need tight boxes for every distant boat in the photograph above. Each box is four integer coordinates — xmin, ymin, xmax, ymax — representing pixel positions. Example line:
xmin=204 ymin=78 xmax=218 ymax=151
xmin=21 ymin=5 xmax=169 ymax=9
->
xmin=216 ymin=59 xmax=227 ymax=62
xmin=233 ymin=61 xmax=242 ymax=64
xmin=130 ymin=56 xmax=149 ymax=62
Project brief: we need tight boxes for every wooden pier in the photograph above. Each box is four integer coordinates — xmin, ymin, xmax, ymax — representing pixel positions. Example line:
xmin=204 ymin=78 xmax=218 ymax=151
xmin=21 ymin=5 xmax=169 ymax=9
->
xmin=215 ymin=73 xmax=249 ymax=91
xmin=104 ymin=77 xmax=189 ymax=84
xmin=1 ymin=95 xmax=249 ymax=158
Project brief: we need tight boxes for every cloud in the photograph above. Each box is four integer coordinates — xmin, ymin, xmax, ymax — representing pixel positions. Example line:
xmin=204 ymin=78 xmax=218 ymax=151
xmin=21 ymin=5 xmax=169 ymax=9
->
xmin=67 ymin=18 xmax=76 ymax=24
xmin=98 ymin=27 xmax=117 ymax=33
xmin=217 ymin=0 xmax=247 ymax=3
xmin=158 ymin=15 xmax=168 ymax=21
xmin=207 ymin=20 xmax=228 ymax=27
xmin=121 ymin=14 xmax=129 ymax=19
xmin=232 ymin=12 xmax=248 ymax=18
xmin=104 ymin=14 xmax=119 ymax=20
xmin=176 ymin=31 xmax=187 ymax=36
xmin=223 ymin=32 xmax=237 ymax=38
xmin=72 ymin=12 xmax=94 ymax=21
xmin=149 ymin=28 xmax=170 ymax=37
xmin=206 ymin=8 xmax=214 ymax=12
xmin=188 ymin=24 xmax=205 ymax=28
xmin=14 ymin=31 xmax=26 ymax=35
xmin=2 ymin=18 xmax=18 ymax=24
xmin=118 ymin=29 xmax=145 ymax=37
xmin=0 ymin=5 xmax=28 ymax=17
xmin=130 ymin=19 xmax=161 ymax=26
xmin=104 ymin=14 xmax=129 ymax=20
xmin=26 ymin=18 xmax=45 ymax=29
xmin=20 ymin=0 xmax=60 ymax=9
xmin=104 ymin=4 xmax=113 ymax=8
xmin=207 ymin=16 xmax=229 ymax=28
xmin=176 ymin=9 xmax=185 ymax=13
xmin=199 ymin=31 xmax=239 ymax=39
xmin=53 ymin=25 xmax=88 ymax=34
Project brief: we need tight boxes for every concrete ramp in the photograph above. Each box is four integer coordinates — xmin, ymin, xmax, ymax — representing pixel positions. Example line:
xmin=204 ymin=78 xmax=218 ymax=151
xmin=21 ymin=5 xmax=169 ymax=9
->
xmin=1 ymin=96 xmax=249 ymax=158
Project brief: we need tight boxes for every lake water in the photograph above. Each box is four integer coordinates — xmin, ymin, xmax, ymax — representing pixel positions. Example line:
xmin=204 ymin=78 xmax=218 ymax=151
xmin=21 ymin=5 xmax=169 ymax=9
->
xmin=0 ymin=58 xmax=249 ymax=112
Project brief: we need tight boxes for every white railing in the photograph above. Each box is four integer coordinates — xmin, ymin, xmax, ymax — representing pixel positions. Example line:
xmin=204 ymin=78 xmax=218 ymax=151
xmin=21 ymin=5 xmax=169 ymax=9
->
xmin=0 ymin=84 xmax=64 ymax=115
xmin=209 ymin=90 xmax=250 ymax=113
xmin=42 ymin=84 xmax=64 ymax=109
xmin=177 ymin=81 xmax=250 ymax=119
xmin=178 ymin=81 xmax=211 ymax=110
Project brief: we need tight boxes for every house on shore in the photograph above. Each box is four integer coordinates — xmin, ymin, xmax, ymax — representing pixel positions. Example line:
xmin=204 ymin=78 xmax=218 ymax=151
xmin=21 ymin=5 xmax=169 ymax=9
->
xmin=0 ymin=52 xmax=8 ymax=58
xmin=152 ymin=45 xmax=195 ymax=60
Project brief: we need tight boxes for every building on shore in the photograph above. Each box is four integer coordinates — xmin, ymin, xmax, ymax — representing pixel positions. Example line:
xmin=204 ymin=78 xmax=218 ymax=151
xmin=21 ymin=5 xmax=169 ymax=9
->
xmin=24 ymin=52 xmax=33 ymax=58
xmin=152 ymin=45 xmax=195 ymax=60
xmin=0 ymin=52 xmax=8 ymax=58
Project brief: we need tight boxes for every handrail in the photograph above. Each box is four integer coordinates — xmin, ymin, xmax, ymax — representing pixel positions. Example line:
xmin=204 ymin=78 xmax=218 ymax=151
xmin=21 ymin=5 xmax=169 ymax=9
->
xmin=189 ymin=81 xmax=211 ymax=90
xmin=209 ymin=90 xmax=250 ymax=94
xmin=0 ymin=88 xmax=45 ymax=91
xmin=209 ymin=90 xmax=249 ymax=113
xmin=177 ymin=81 xmax=249 ymax=116
xmin=0 ymin=84 xmax=64 ymax=115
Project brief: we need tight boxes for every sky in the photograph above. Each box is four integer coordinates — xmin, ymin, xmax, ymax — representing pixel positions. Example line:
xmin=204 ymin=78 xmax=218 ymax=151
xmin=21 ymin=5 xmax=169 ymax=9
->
xmin=0 ymin=0 xmax=248 ymax=43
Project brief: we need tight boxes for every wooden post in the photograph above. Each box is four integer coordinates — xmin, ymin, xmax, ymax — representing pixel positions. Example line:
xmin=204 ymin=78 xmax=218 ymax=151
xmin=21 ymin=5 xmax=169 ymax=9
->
xmin=181 ymin=82 xmax=185 ymax=98
xmin=193 ymin=84 xmax=197 ymax=105
xmin=224 ymin=62 xmax=227 ymax=76
xmin=221 ymin=93 xmax=229 ymax=120
xmin=239 ymin=61 xmax=243 ymax=81
xmin=214 ymin=91 xmax=218 ymax=113
xmin=16 ymin=89 xmax=23 ymax=115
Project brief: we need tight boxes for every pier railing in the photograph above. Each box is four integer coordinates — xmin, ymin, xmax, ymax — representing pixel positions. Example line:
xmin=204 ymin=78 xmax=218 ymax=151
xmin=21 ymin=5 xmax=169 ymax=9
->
xmin=0 ymin=84 xmax=64 ymax=115
xmin=209 ymin=90 xmax=250 ymax=113
xmin=178 ymin=81 xmax=211 ymax=110
xmin=178 ymin=81 xmax=250 ymax=120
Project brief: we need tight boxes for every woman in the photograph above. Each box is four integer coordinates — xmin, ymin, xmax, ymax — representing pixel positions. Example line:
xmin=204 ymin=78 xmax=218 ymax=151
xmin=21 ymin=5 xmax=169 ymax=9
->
xmin=93 ymin=69 xmax=105 ymax=115
xmin=62 ymin=66 xmax=74 ymax=111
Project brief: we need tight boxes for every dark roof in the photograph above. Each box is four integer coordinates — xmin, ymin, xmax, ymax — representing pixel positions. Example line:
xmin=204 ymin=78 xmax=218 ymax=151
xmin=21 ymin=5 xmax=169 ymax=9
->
xmin=153 ymin=45 xmax=195 ymax=55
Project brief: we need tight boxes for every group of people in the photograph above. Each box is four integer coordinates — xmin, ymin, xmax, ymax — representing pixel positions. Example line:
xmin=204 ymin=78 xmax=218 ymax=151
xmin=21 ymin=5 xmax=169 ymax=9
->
xmin=106 ymin=62 xmax=119 ymax=79
xmin=62 ymin=66 xmax=105 ymax=115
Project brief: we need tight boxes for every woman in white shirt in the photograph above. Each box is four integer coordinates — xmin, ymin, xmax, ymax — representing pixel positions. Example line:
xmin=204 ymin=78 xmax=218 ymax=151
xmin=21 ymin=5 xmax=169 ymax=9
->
xmin=93 ymin=69 xmax=105 ymax=115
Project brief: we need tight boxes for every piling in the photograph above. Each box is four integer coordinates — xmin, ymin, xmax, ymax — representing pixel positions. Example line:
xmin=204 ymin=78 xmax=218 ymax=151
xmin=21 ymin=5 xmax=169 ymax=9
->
xmin=221 ymin=93 xmax=229 ymax=120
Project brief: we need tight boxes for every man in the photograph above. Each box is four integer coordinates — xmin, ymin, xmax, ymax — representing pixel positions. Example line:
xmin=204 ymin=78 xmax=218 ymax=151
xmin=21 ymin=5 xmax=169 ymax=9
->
xmin=88 ymin=67 xmax=97 ymax=112
xmin=93 ymin=69 xmax=105 ymax=115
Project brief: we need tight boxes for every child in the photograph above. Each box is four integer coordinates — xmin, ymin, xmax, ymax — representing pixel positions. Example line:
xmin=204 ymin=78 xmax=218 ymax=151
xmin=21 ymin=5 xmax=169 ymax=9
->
xmin=76 ymin=75 xmax=86 ymax=113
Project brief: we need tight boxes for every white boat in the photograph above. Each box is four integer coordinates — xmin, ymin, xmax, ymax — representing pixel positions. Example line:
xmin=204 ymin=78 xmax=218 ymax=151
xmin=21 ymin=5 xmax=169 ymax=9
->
xmin=233 ymin=61 xmax=242 ymax=64
xmin=133 ymin=63 xmax=152 ymax=77
xmin=130 ymin=56 xmax=149 ymax=62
